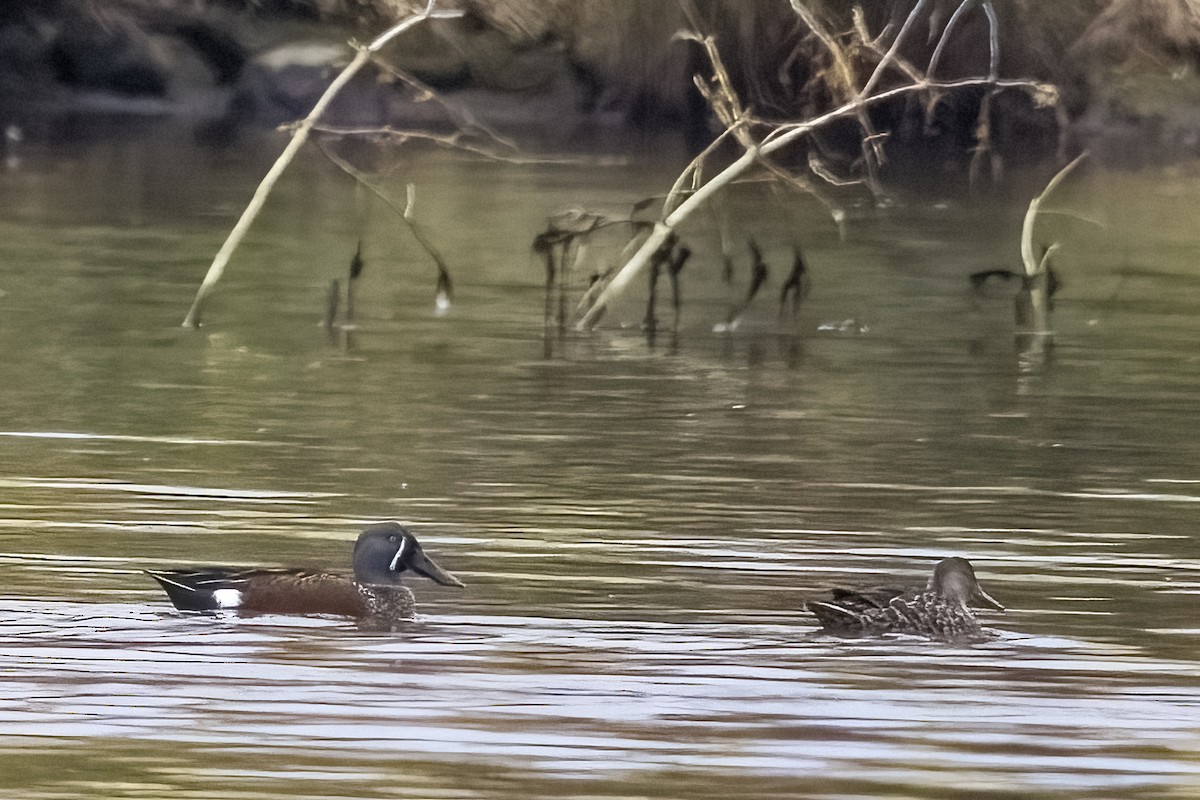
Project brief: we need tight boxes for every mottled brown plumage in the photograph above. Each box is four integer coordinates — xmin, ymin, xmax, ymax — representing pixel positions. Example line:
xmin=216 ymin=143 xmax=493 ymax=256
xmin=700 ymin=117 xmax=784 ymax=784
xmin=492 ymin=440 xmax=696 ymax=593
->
xmin=806 ymin=557 xmax=1004 ymax=642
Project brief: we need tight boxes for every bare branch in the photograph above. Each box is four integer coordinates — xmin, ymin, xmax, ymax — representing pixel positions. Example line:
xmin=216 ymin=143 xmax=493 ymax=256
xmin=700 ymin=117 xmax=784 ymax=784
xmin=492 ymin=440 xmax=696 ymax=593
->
xmin=578 ymin=146 xmax=759 ymax=330
xmin=181 ymin=0 xmax=462 ymax=328
xmin=1020 ymin=151 xmax=1088 ymax=278
xmin=309 ymin=124 xmax=598 ymax=166
xmin=982 ymin=1 xmax=1000 ymax=81
xmin=765 ymin=75 xmax=1056 ymax=151
xmin=369 ymin=55 xmax=520 ymax=152
xmin=579 ymin=73 xmax=1058 ymax=330
xmin=789 ymin=1 xmax=857 ymax=100
xmin=788 ymin=0 xmax=886 ymax=192
xmin=860 ymin=0 xmax=932 ymax=98
xmin=1018 ymin=152 xmax=1088 ymax=334
xmin=663 ymin=125 xmax=739 ymax=217
xmin=316 ymin=142 xmax=452 ymax=299
xmin=929 ymin=0 xmax=976 ymax=77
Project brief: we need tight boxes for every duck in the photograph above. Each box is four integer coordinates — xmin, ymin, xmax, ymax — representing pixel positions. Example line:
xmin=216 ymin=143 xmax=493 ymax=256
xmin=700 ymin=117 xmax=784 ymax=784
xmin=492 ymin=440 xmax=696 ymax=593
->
xmin=806 ymin=557 xmax=1004 ymax=641
xmin=146 ymin=521 xmax=464 ymax=622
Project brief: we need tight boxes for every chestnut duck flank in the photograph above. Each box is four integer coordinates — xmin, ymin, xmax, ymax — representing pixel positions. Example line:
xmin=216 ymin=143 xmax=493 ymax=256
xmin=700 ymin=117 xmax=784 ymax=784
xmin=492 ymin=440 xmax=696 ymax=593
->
xmin=806 ymin=557 xmax=1004 ymax=641
xmin=146 ymin=522 xmax=464 ymax=620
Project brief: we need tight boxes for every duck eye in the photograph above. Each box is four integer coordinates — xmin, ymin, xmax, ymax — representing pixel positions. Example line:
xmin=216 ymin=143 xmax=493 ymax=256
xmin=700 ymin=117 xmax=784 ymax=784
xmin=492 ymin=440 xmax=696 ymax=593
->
xmin=387 ymin=534 xmax=398 ymax=543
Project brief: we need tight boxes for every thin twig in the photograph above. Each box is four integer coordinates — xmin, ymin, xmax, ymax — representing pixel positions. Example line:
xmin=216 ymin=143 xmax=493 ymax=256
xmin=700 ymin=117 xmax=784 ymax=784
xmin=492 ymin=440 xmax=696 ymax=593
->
xmin=663 ymin=125 xmax=738 ymax=217
xmin=310 ymin=124 xmax=607 ymax=167
xmin=370 ymin=55 xmax=519 ymax=152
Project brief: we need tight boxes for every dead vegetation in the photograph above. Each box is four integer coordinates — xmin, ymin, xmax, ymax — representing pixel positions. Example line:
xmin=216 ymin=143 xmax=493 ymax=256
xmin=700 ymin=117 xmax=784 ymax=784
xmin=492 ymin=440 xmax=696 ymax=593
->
xmin=574 ymin=0 xmax=1062 ymax=330
xmin=155 ymin=0 xmax=1195 ymax=335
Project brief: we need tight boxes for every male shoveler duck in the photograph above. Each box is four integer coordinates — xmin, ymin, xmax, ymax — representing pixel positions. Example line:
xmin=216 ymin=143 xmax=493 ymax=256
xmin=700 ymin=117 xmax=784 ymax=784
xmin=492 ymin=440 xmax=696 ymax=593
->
xmin=806 ymin=557 xmax=1004 ymax=641
xmin=146 ymin=522 xmax=464 ymax=622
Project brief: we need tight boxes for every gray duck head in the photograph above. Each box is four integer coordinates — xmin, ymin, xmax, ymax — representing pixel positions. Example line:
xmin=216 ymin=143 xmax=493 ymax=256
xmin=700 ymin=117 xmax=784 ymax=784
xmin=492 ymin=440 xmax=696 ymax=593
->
xmin=928 ymin=557 xmax=1004 ymax=611
xmin=352 ymin=522 xmax=465 ymax=588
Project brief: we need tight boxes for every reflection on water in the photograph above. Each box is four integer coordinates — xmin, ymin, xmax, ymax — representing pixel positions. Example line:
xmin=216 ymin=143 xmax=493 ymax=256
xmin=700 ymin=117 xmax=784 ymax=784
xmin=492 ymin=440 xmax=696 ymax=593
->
xmin=1 ymin=123 xmax=1199 ymax=798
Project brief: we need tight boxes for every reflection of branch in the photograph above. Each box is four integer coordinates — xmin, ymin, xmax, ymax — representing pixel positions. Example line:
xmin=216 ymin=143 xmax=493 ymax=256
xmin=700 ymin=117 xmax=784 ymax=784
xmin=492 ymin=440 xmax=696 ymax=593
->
xmin=722 ymin=238 xmax=770 ymax=330
xmin=407 ymin=184 xmax=453 ymax=314
xmin=181 ymin=0 xmax=462 ymax=328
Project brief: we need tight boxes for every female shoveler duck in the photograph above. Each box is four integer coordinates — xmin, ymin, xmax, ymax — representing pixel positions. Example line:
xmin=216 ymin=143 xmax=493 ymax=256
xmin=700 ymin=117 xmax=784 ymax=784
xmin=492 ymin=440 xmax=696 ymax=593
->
xmin=806 ymin=557 xmax=1004 ymax=642
xmin=146 ymin=522 xmax=464 ymax=622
